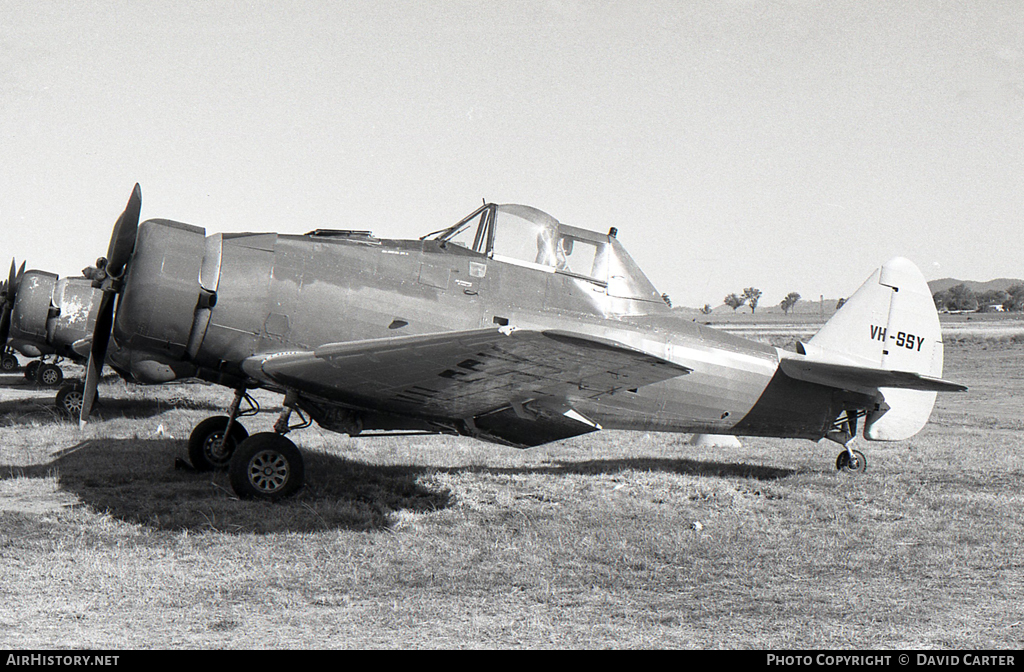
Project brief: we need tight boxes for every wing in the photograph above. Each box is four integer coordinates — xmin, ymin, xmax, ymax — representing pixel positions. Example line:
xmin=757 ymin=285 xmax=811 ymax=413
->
xmin=241 ymin=327 xmax=691 ymax=446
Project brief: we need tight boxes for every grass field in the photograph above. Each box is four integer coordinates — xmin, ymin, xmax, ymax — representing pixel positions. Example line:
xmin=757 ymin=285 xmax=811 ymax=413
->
xmin=1 ymin=331 xmax=1022 ymax=648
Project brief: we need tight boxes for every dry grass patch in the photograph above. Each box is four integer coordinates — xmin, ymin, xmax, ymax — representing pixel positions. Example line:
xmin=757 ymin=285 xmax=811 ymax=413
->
xmin=0 ymin=342 xmax=1022 ymax=648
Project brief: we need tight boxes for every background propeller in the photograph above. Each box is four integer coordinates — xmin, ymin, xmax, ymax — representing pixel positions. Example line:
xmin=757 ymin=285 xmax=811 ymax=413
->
xmin=80 ymin=184 xmax=141 ymax=426
xmin=0 ymin=259 xmax=22 ymax=347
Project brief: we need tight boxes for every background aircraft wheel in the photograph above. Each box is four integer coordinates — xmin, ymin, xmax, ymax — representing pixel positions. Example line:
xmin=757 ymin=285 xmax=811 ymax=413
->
xmin=229 ymin=433 xmax=304 ymax=502
xmin=37 ymin=363 xmax=63 ymax=387
xmin=1 ymin=353 xmax=19 ymax=372
xmin=24 ymin=360 xmax=40 ymax=381
xmin=188 ymin=416 xmax=250 ymax=471
xmin=55 ymin=383 xmax=87 ymax=418
xmin=836 ymin=449 xmax=867 ymax=473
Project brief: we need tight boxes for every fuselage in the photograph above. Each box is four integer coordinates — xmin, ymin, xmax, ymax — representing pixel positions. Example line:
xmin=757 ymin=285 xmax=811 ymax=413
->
xmin=111 ymin=213 xmax=839 ymax=443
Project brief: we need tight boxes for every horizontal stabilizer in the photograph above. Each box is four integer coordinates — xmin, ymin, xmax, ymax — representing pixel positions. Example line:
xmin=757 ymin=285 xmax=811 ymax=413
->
xmin=779 ymin=357 xmax=967 ymax=394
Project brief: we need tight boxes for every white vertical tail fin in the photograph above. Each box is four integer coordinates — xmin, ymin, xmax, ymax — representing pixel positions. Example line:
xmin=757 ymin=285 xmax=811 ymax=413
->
xmin=799 ymin=257 xmax=952 ymax=440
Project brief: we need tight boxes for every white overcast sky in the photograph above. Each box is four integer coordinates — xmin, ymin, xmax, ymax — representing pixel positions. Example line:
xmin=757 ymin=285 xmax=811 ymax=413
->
xmin=2 ymin=0 xmax=1021 ymax=308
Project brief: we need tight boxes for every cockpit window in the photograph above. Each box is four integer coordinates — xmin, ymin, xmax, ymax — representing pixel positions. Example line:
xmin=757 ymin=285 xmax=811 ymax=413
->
xmin=424 ymin=203 xmax=618 ymax=285
xmin=491 ymin=207 xmax=560 ymax=268
xmin=445 ymin=209 xmax=487 ymax=252
xmin=555 ymin=235 xmax=605 ymax=278
xmin=423 ymin=204 xmax=490 ymax=253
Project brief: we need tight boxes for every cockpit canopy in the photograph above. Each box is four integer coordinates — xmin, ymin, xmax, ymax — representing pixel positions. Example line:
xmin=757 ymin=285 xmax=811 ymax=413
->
xmin=422 ymin=203 xmax=663 ymax=307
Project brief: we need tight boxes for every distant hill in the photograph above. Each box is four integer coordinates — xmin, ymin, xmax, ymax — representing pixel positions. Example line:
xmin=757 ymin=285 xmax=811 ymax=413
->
xmin=928 ymin=278 xmax=1024 ymax=294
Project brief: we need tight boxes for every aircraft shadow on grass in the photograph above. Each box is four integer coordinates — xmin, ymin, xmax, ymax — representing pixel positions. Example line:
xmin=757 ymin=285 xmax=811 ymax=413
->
xmin=0 ymin=436 xmax=797 ymax=534
xmin=479 ymin=457 xmax=797 ymax=482
xmin=0 ymin=394 xmax=222 ymax=425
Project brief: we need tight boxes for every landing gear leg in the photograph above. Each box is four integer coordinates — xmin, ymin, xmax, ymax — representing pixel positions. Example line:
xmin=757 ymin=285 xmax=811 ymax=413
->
xmin=228 ymin=392 xmax=307 ymax=501
xmin=827 ymin=412 xmax=867 ymax=474
xmin=187 ymin=388 xmax=253 ymax=471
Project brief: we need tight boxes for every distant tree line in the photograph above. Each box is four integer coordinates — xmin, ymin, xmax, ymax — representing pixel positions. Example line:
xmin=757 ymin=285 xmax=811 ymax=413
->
xmin=780 ymin=292 xmax=800 ymax=315
xmin=724 ymin=287 xmax=763 ymax=314
xmin=706 ymin=282 xmax=1024 ymax=315
xmin=933 ymin=283 xmax=1024 ymax=313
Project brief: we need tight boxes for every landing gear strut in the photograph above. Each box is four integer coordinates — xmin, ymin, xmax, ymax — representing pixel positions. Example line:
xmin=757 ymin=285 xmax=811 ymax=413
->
xmin=187 ymin=389 xmax=256 ymax=471
xmin=228 ymin=393 xmax=308 ymax=501
xmin=189 ymin=389 xmax=307 ymax=501
xmin=827 ymin=410 xmax=868 ymax=474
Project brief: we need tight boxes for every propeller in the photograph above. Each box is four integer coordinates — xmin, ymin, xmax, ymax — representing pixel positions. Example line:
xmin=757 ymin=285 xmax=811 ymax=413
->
xmin=0 ymin=259 xmax=18 ymax=346
xmin=80 ymin=184 xmax=142 ymax=427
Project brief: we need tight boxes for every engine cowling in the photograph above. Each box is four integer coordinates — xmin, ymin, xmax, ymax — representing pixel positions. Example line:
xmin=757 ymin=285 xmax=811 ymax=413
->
xmin=50 ymin=277 xmax=101 ymax=355
xmin=9 ymin=270 xmax=58 ymax=356
xmin=112 ymin=219 xmax=207 ymax=383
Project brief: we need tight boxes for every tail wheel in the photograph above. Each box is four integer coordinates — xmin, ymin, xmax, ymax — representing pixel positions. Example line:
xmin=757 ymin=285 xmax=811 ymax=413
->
xmin=836 ymin=449 xmax=867 ymax=473
xmin=187 ymin=416 xmax=250 ymax=471
xmin=37 ymin=363 xmax=63 ymax=387
xmin=229 ymin=433 xmax=304 ymax=501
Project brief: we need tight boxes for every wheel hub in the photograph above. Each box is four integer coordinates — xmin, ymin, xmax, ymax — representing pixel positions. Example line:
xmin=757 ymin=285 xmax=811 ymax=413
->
xmin=248 ymin=451 xmax=289 ymax=493
xmin=64 ymin=391 xmax=84 ymax=414
xmin=204 ymin=433 xmax=230 ymax=462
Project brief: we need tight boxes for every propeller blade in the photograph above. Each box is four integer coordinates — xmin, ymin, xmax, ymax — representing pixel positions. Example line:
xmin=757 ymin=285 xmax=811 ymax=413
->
xmin=81 ymin=184 xmax=142 ymax=426
xmin=6 ymin=260 xmax=15 ymax=302
xmin=106 ymin=184 xmax=141 ymax=278
xmin=0 ymin=260 xmax=15 ymax=345
xmin=80 ymin=291 xmax=114 ymax=426
xmin=0 ymin=304 xmax=9 ymax=346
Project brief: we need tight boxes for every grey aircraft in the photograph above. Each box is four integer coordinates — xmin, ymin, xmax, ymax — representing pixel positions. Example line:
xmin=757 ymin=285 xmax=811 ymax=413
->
xmin=75 ymin=185 xmax=965 ymax=501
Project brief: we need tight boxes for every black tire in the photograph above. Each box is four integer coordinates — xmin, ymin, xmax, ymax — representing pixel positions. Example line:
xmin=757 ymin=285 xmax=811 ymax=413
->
xmin=187 ymin=416 xmax=250 ymax=471
xmin=836 ymin=449 xmax=867 ymax=473
xmin=24 ymin=360 xmax=41 ymax=381
xmin=1 ymin=353 xmax=19 ymax=372
xmin=229 ymin=433 xmax=304 ymax=501
xmin=55 ymin=383 xmax=87 ymax=418
xmin=37 ymin=363 xmax=63 ymax=387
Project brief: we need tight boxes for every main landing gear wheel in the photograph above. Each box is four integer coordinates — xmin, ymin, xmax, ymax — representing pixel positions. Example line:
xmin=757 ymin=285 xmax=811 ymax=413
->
xmin=229 ymin=433 xmax=304 ymax=502
xmin=56 ymin=383 xmax=88 ymax=418
xmin=836 ymin=449 xmax=867 ymax=473
xmin=24 ymin=360 xmax=40 ymax=381
xmin=188 ymin=416 xmax=250 ymax=471
xmin=37 ymin=363 xmax=63 ymax=387
xmin=1 ymin=353 xmax=18 ymax=372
